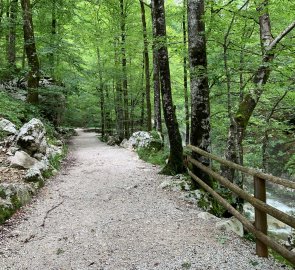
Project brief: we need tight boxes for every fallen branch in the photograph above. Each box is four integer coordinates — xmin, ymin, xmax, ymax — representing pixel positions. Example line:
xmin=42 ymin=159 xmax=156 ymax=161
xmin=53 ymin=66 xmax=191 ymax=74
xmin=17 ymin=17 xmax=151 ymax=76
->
xmin=40 ymin=199 xmax=64 ymax=227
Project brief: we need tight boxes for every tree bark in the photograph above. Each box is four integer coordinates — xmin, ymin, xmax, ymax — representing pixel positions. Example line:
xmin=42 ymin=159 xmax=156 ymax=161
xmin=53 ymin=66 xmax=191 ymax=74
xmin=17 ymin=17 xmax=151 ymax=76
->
xmin=7 ymin=0 xmax=18 ymax=72
xmin=187 ymin=0 xmax=211 ymax=187
xmin=97 ymin=48 xmax=105 ymax=138
xmin=49 ymin=0 xmax=56 ymax=78
xmin=183 ymin=0 xmax=189 ymax=145
xmin=114 ymin=38 xmax=124 ymax=140
xmin=152 ymin=0 xmax=184 ymax=175
xmin=140 ymin=0 xmax=152 ymax=131
xmin=120 ymin=0 xmax=129 ymax=139
xmin=151 ymin=1 xmax=162 ymax=132
xmin=231 ymin=1 xmax=295 ymax=163
xmin=21 ymin=0 xmax=40 ymax=104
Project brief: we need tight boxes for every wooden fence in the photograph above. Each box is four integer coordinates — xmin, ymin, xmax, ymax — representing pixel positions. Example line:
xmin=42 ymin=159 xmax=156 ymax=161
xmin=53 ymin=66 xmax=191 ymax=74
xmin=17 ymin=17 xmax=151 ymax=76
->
xmin=187 ymin=145 xmax=295 ymax=265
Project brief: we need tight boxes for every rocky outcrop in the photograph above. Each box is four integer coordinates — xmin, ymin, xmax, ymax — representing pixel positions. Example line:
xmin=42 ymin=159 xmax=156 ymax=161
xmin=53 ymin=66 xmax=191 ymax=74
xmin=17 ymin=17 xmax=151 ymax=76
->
xmin=121 ymin=131 xmax=163 ymax=150
xmin=16 ymin=118 xmax=47 ymax=155
xmin=0 ymin=117 xmax=64 ymax=224
xmin=8 ymin=151 xmax=38 ymax=169
xmin=0 ymin=119 xmax=18 ymax=135
xmin=0 ymin=183 xmax=36 ymax=223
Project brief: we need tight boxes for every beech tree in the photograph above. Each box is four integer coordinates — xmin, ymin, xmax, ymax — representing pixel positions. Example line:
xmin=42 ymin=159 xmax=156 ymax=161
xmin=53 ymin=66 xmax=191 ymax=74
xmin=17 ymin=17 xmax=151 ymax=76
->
xmin=223 ymin=0 xmax=295 ymax=186
xmin=187 ymin=0 xmax=211 ymax=186
xmin=152 ymin=0 xmax=184 ymax=174
xmin=21 ymin=0 xmax=40 ymax=104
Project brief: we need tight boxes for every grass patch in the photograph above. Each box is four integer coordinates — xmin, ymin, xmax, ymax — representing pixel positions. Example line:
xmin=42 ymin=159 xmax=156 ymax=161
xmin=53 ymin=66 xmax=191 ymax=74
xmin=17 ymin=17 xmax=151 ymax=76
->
xmin=269 ymin=249 xmax=294 ymax=268
xmin=137 ymin=147 xmax=169 ymax=166
xmin=0 ymin=91 xmax=40 ymax=127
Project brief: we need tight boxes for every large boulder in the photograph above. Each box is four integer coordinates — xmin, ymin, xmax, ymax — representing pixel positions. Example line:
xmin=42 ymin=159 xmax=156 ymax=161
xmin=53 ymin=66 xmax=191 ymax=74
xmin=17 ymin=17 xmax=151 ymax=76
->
xmin=0 ymin=118 xmax=18 ymax=135
xmin=216 ymin=217 xmax=244 ymax=237
xmin=8 ymin=150 xmax=38 ymax=169
xmin=16 ymin=118 xmax=47 ymax=155
xmin=123 ymin=131 xmax=163 ymax=150
xmin=0 ymin=183 xmax=35 ymax=224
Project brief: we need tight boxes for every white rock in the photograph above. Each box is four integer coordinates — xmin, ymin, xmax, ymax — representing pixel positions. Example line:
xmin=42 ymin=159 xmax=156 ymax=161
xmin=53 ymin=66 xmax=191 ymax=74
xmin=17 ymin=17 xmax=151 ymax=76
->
xmin=34 ymin=157 xmax=50 ymax=172
xmin=198 ymin=212 xmax=219 ymax=221
xmin=216 ymin=217 xmax=244 ymax=237
xmin=8 ymin=150 xmax=38 ymax=169
xmin=0 ymin=118 xmax=18 ymax=135
xmin=127 ymin=131 xmax=163 ymax=150
xmin=120 ymin=139 xmax=132 ymax=149
xmin=46 ymin=144 xmax=62 ymax=158
xmin=7 ymin=146 xmax=19 ymax=156
xmin=25 ymin=167 xmax=44 ymax=183
xmin=16 ymin=118 xmax=46 ymax=154
xmin=159 ymin=180 xmax=172 ymax=189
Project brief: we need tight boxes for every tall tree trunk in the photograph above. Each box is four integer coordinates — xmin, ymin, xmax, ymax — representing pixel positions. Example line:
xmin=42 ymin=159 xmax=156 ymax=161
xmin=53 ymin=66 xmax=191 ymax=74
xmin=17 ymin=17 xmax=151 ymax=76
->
xmin=187 ymin=0 xmax=211 ymax=187
xmin=97 ymin=48 xmax=105 ymax=138
xmin=140 ymin=53 xmax=145 ymax=128
xmin=183 ymin=0 xmax=189 ymax=145
xmin=151 ymin=2 xmax=162 ymax=132
xmin=114 ymin=39 xmax=124 ymax=140
xmin=49 ymin=0 xmax=56 ymax=78
xmin=120 ymin=0 xmax=129 ymax=139
xmin=140 ymin=0 xmax=152 ymax=131
xmin=105 ymin=85 xmax=112 ymax=135
xmin=8 ymin=0 xmax=18 ymax=72
xmin=21 ymin=0 xmax=40 ymax=104
xmin=152 ymin=0 xmax=184 ymax=175
xmin=226 ymin=0 xmax=295 ymax=167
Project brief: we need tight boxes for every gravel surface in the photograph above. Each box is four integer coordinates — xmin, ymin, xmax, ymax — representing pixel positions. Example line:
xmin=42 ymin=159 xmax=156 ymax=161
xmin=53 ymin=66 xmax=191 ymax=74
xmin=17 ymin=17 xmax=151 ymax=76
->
xmin=0 ymin=130 xmax=290 ymax=270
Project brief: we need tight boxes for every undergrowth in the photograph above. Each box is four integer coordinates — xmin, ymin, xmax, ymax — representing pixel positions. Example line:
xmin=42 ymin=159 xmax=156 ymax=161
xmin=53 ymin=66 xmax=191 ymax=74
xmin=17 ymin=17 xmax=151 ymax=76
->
xmin=137 ymin=146 xmax=169 ymax=166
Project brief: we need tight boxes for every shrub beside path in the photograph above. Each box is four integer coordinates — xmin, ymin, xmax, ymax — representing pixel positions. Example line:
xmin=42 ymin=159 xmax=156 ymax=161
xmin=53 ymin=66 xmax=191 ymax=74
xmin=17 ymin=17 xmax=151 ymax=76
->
xmin=0 ymin=130 xmax=289 ymax=269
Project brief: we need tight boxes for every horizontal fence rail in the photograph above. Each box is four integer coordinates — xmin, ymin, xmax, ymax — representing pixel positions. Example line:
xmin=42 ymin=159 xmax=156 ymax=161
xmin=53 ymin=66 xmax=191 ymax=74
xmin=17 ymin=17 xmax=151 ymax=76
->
xmin=187 ymin=145 xmax=295 ymax=266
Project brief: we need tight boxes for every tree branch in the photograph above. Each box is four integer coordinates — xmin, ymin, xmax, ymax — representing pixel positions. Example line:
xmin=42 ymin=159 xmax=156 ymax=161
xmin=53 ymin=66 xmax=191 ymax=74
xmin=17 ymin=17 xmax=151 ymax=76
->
xmin=267 ymin=20 xmax=295 ymax=51
xmin=139 ymin=0 xmax=151 ymax=9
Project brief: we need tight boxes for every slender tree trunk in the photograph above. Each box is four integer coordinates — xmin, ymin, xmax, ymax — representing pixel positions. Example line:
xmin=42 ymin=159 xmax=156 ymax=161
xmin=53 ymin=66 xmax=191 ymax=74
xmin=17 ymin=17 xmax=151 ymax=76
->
xmin=183 ymin=0 xmax=189 ymax=145
xmin=262 ymin=91 xmax=288 ymax=171
xmin=21 ymin=0 xmax=40 ymax=104
xmin=187 ymin=0 xmax=211 ymax=187
xmin=97 ymin=48 xmax=105 ymax=138
xmin=105 ymin=85 xmax=112 ymax=135
xmin=140 ymin=54 xmax=145 ymax=128
xmin=8 ymin=0 xmax=18 ymax=72
xmin=152 ymin=0 xmax=184 ymax=175
xmin=140 ymin=0 xmax=152 ymax=131
xmin=49 ymin=0 xmax=56 ymax=78
xmin=151 ymin=2 xmax=162 ymax=132
xmin=120 ymin=0 xmax=129 ymax=139
xmin=221 ymin=14 xmax=238 ymax=182
xmin=228 ymin=1 xmax=295 ymax=167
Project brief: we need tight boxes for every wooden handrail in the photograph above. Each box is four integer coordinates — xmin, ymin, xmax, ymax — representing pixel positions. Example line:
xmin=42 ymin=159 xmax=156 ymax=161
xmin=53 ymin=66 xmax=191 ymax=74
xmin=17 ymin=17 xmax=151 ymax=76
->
xmin=188 ymin=145 xmax=295 ymax=189
xmin=188 ymin=156 xmax=295 ymax=228
xmin=188 ymin=169 xmax=295 ymax=265
xmin=188 ymin=145 xmax=295 ymax=265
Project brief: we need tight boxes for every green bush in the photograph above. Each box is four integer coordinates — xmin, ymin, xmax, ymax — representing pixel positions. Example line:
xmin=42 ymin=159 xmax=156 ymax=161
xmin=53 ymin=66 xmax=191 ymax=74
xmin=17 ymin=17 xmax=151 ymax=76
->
xmin=0 ymin=92 xmax=40 ymax=127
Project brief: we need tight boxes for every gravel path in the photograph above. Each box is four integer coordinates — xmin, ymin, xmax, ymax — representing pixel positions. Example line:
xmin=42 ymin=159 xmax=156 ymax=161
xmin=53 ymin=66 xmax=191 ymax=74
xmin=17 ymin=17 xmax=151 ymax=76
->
xmin=0 ymin=130 xmax=289 ymax=270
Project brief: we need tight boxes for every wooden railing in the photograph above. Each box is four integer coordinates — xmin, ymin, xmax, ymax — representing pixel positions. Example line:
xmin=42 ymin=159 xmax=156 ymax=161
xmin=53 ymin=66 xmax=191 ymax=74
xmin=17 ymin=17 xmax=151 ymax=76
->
xmin=187 ymin=145 xmax=295 ymax=265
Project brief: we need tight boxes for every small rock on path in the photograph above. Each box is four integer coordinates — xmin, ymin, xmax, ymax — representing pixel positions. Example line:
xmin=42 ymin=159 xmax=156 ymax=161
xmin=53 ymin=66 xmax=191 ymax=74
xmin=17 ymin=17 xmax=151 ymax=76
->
xmin=0 ymin=130 xmax=289 ymax=269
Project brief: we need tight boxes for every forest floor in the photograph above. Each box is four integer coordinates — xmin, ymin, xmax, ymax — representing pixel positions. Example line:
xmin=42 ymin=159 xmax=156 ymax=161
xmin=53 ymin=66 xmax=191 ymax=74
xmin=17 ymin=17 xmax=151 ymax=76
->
xmin=0 ymin=130 xmax=290 ymax=270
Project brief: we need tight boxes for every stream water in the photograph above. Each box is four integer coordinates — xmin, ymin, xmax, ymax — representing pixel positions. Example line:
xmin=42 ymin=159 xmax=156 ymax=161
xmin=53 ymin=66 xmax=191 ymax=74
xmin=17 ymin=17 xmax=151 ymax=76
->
xmin=244 ymin=195 xmax=294 ymax=241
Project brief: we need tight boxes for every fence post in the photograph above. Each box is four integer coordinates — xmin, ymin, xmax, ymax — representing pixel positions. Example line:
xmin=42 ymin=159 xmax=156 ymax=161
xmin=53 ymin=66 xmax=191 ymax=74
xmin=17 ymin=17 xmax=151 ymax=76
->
xmin=254 ymin=176 xmax=268 ymax=257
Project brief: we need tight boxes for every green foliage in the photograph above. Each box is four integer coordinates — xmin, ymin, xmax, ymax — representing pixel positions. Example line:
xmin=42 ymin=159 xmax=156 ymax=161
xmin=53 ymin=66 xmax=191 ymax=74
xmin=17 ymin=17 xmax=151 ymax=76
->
xmin=0 ymin=92 xmax=40 ymax=127
xmin=269 ymin=250 xmax=294 ymax=268
xmin=137 ymin=146 xmax=169 ymax=167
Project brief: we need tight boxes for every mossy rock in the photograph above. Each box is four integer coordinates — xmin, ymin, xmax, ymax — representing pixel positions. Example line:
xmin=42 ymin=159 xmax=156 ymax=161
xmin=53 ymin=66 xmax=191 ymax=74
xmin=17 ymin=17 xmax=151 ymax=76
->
xmin=0 ymin=199 xmax=15 ymax=224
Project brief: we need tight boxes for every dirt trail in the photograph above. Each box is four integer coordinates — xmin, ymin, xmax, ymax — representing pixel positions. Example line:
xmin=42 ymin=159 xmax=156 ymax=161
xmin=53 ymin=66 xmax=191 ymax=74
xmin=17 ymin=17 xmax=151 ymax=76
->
xmin=0 ymin=130 xmax=288 ymax=270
